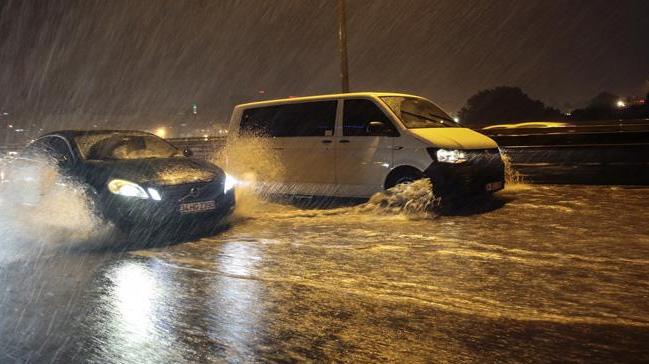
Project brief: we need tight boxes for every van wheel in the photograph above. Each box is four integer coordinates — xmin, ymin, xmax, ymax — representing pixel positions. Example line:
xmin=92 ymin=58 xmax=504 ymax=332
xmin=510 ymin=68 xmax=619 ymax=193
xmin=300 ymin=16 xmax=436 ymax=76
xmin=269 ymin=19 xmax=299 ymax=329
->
xmin=385 ymin=168 xmax=425 ymax=190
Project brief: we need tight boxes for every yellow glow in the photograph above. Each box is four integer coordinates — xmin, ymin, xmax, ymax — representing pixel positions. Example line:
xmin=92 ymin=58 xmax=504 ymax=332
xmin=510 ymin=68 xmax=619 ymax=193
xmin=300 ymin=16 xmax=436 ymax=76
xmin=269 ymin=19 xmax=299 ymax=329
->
xmin=616 ymin=100 xmax=626 ymax=108
xmin=483 ymin=121 xmax=569 ymax=130
xmin=154 ymin=127 xmax=167 ymax=138
xmin=409 ymin=127 xmax=499 ymax=149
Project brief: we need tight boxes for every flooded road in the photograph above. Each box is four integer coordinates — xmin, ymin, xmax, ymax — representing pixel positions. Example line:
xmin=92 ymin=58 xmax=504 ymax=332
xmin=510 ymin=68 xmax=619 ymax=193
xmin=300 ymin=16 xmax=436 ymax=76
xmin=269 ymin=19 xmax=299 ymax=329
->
xmin=1 ymin=184 xmax=649 ymax=363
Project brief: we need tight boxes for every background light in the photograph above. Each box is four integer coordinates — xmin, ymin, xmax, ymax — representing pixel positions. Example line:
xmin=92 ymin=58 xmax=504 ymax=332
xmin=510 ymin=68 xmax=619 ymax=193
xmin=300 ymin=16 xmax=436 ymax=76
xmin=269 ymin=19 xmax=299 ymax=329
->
xmin=154 ymin=127 xmax=167 ymax=138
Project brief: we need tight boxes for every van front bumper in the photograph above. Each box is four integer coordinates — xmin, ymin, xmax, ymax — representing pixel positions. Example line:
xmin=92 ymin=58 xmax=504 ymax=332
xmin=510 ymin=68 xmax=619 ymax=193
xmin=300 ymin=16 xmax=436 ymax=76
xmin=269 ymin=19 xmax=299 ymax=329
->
xmin=424 ymin=149 xmax=505 ymax=196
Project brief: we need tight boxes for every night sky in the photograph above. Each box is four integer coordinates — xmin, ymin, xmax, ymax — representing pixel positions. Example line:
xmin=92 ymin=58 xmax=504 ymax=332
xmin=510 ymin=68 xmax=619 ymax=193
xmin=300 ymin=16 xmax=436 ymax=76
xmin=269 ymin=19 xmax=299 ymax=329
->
xmin=1 ymin=0 xmax=648 ymax=131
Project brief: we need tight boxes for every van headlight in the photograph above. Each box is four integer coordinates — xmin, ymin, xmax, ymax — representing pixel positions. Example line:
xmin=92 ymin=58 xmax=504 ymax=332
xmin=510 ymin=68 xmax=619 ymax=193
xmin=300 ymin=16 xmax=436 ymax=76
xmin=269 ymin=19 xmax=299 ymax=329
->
xmin=224 ymin=173 xmax=237 ymax=193
xmin=108 ymin=179 xmax=150 ymax=199
xmin=434 ymin=149 xmax=467 ymax=164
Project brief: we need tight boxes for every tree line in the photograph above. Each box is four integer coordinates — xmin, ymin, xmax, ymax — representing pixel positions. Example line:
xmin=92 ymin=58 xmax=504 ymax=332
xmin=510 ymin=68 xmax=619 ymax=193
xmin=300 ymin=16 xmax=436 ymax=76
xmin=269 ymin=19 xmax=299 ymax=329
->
xmin=457 ymin=86 xmax=649 ymax=127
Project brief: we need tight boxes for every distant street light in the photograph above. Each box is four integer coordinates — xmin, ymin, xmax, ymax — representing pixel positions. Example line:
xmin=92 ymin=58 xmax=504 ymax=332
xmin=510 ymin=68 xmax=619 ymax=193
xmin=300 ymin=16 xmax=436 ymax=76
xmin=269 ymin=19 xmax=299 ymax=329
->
xmin=337 ymin=0 xmax=350 ymax=93
xmin=154 ymin=127 xmax=168 ymax=138
xmin=616 ymin=100 xmax=626 ymax=108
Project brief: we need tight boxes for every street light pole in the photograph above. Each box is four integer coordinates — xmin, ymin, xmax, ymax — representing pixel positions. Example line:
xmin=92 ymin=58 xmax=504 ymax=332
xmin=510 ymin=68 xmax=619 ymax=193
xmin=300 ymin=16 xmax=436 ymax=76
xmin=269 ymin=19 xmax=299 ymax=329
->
xmin=337 ymin=0 xmax=350 ymax=93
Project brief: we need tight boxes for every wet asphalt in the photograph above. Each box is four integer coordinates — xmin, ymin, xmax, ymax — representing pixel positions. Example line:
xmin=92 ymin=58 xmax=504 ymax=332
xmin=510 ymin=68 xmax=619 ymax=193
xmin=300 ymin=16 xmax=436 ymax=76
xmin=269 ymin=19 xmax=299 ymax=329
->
xmin=1 ymin=184 xmax=649 ymax=363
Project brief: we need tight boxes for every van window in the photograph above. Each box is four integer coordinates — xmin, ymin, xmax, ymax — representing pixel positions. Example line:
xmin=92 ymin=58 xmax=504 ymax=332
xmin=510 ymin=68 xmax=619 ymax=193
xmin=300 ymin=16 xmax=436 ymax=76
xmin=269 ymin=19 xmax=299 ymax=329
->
xmin=343 ymin=99 xmax=396 ymax=136
xmin=240 ymin=101 xmax=337 ymax=137
xmin=381 ymin=96 xmax=458 ymax=128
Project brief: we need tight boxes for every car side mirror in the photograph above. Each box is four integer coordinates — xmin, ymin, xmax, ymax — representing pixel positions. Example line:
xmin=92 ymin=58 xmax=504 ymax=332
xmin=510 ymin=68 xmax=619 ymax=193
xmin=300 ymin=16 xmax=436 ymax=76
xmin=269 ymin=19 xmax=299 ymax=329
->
xmin=367 ymin=121 xmax=388 ymax=136
xmin=183 ymin=148 xmax=194 ymax=157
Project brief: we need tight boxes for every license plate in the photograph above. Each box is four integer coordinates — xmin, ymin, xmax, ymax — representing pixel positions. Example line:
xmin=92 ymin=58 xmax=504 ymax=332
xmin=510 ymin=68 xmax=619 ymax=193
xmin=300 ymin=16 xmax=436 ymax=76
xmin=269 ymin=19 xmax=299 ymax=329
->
xmin=485 ymin=181 xmax=503 ymax=191
xmin=179 ymin=200 xmax=216 ymax=214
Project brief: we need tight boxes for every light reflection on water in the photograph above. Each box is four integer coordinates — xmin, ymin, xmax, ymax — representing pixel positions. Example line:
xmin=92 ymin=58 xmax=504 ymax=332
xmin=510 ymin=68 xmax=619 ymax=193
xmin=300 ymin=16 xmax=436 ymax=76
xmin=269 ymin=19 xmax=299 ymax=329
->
xmin=112 ymin=262 xmax=156 ymax=341
xmin=208 ymin=242 xmax=265 ymax=359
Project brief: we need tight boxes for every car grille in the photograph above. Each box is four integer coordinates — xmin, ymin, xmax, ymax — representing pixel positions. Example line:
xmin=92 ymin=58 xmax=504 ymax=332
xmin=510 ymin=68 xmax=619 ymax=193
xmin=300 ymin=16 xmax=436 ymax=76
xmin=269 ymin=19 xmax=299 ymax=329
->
xmin=158 ymin=180 xmax=224 ymax=203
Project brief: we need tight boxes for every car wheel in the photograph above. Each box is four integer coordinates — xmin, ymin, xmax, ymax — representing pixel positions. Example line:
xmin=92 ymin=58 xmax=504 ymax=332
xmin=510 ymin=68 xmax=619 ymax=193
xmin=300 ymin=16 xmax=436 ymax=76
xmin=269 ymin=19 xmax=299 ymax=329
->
xmin=385 ymin=168 xmax=425 ymax=190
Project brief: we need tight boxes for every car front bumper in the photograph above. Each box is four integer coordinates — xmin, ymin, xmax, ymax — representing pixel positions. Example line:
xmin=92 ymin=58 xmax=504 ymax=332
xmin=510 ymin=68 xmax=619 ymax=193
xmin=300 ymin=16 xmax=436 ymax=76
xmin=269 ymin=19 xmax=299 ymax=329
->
xmin=424 ymin=149 xmax=505 ymax=196
xmin=99 ymin=188 xmax=236 ymax=231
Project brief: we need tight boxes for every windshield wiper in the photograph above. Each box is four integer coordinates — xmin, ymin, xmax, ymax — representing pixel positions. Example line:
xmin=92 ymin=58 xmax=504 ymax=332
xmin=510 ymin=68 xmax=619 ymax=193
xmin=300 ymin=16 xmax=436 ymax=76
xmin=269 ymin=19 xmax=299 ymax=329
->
xmin=401 ymin=110 xmax=457 ymax=126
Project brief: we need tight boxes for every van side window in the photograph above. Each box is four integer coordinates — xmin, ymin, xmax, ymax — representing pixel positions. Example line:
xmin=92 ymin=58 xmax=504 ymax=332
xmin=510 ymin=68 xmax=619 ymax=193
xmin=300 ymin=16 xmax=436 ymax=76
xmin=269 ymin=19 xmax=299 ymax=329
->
xmin=240 ymin=101 xmax=337 ymax=137
xmin=343 ymin=99 xmax=396 ymax=137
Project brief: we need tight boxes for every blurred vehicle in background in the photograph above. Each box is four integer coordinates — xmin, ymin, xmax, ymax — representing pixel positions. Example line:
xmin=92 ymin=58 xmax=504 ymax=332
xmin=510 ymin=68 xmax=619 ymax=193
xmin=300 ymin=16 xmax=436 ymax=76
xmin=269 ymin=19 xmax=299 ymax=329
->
xmin=2 ymin=130 xmax=236 ymax=237
xmin=227 ymin=92 xmax=504 ymax=198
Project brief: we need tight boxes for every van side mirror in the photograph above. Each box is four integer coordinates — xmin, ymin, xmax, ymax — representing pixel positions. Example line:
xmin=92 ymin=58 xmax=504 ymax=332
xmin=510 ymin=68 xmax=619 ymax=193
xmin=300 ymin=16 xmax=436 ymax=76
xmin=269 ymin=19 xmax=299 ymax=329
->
xmin=367 ymin=121 xmax=389 ymax=136
xmin=183 ymin=148 xmax=194 ymax=157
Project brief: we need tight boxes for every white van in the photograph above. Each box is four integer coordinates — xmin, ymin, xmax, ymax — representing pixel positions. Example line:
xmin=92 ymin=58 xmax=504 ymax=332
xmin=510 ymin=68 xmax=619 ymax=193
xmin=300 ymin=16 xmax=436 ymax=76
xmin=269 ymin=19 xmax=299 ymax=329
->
xmin=226 ymin=92 xmax=504 ymax=198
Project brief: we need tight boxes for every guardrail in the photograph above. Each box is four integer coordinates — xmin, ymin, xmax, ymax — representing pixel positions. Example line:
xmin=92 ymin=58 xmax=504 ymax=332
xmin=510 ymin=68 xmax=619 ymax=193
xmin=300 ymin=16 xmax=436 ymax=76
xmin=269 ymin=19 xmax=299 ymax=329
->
xmin=0 ymin=144 xmax=23 ymax=156
xmin=483 ymin=119 xmax=649 ymax=184
xmin=167 ymin=137 xmax=227 ymax=160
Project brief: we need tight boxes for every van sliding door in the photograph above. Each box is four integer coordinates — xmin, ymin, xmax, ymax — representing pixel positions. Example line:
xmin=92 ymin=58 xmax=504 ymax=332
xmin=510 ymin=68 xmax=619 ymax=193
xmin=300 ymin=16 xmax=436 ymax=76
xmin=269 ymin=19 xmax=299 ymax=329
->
xmin=336 ymin=98 xmax=397 ymax=197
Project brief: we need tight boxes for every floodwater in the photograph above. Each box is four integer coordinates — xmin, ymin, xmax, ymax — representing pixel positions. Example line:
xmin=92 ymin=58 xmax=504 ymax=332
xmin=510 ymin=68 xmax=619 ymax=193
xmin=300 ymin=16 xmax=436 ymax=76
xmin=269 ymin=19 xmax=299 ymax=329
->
xmin=1 ymin=182 xmax=649 ymax=362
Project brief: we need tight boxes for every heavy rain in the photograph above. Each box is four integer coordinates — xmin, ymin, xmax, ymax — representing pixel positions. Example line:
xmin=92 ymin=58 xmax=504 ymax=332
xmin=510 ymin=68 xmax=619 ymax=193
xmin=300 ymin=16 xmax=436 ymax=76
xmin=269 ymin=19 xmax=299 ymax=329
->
xmin=1 ymin=1 xmax=649 ymax=363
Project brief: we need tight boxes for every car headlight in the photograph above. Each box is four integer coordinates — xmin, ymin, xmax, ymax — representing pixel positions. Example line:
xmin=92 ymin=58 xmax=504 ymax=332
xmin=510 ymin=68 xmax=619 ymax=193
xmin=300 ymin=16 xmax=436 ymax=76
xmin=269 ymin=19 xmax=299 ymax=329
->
xmin=108 ymin=179 xmax=150 ymax=199
xmin=224 ymin=173 xmax=237 ymax=193
xmin=435 ymin=149 xmax=467 ymax=164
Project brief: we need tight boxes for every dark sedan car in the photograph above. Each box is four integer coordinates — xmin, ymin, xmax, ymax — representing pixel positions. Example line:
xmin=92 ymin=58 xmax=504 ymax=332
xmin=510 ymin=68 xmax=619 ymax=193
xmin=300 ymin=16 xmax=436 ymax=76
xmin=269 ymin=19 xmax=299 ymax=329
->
xmin=20 ymin=130 xmax=236 ymax=236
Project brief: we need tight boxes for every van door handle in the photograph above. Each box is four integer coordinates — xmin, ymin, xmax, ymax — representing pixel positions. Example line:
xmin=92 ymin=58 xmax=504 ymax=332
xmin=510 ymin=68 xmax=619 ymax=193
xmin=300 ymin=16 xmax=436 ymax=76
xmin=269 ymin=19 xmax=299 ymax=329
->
xmin=321 ymin=140 xmax=332 ymax=144
xmin=339 ymin=140 xmax=350 ymax=143
xmin=393 ymin=145 xmax=404 ymax=150
xmin=272 ymin=147 xmax=284 ymax=150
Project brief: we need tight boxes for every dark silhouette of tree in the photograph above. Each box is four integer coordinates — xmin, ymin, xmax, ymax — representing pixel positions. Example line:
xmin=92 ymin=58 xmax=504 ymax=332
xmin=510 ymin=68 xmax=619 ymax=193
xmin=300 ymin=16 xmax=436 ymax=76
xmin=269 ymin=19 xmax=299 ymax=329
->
xmin=570 ymin=91 xmax=619 ymax=121
xmin=458 ymin=86 xmax=562 ymax=127
xmin=587 ymin=92 xmax=619 ymax=109
xmin=569 ymin=91 xmax=649 ymax=121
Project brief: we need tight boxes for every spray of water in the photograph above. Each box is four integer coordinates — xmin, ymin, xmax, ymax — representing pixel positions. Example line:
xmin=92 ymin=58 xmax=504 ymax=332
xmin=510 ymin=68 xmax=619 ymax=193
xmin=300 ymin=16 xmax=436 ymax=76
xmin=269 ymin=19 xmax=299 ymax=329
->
xmin=499 ymin=149 xmax=531 ymax=193
xmin=354 ymin=179 xmax=440 ymax=218
xmin=0 ymin=156 xmax=111 ymax=261
xmin=211 ymin=136 xmax=288 ymax=219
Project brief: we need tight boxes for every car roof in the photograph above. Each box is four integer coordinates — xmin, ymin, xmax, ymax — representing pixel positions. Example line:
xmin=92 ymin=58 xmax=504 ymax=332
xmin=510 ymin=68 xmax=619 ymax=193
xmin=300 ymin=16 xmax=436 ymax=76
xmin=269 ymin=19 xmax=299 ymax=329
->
xmin=235 ymin=91 xmax=426 ymax=109
xmin=40 ymin=129 xmax=153 ymax=140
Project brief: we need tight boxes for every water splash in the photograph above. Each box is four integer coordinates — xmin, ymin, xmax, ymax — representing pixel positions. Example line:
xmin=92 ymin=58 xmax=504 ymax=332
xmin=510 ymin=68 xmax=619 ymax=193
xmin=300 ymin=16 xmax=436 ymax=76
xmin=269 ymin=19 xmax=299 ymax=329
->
xmin=354 ymin=179 xmax=440 ymax=219
xmin=0 ymin=156 xmax=111 ymax=260
xmin=498 ymin=149 xmax=533 ymax=194
xmin=500 ymin=149 xmax=524 ymax=185
xmin=214 ymin=136 xmax=286 ymax=189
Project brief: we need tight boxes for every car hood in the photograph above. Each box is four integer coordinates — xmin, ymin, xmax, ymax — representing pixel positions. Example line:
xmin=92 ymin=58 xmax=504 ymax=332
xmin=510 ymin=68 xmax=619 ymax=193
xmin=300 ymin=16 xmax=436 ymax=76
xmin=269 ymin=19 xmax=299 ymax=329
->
xmin=83 ymin=157 xmax=224 ymax=186
xmin=408 ymin=127 xmax=499 ymax=149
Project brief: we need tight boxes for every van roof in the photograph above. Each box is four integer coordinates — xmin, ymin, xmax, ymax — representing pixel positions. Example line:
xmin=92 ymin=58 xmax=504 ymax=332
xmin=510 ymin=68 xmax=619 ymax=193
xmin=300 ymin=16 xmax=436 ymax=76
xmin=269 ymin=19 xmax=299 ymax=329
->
xmin=235 ymin=92 xmax=424 ymax=109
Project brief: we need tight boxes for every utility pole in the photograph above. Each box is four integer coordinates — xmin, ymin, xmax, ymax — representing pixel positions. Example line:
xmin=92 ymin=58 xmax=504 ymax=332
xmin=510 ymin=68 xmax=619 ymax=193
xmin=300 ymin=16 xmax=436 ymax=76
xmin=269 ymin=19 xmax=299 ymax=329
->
xmin=337 ymin=0 xmax=350 ymax=93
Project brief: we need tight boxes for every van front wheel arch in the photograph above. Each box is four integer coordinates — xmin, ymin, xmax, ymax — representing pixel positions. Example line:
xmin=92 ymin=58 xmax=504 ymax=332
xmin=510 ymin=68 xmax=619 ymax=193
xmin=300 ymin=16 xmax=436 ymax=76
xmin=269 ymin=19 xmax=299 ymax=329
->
xmin=384 ymin=166 xmax=425 ymax=190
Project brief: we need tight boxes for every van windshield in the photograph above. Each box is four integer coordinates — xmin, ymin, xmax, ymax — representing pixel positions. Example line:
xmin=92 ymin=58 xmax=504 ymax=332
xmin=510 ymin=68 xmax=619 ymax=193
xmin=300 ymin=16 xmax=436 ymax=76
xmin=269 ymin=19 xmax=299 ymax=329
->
xmin=381 ymin=96 xmax=459 ymax=128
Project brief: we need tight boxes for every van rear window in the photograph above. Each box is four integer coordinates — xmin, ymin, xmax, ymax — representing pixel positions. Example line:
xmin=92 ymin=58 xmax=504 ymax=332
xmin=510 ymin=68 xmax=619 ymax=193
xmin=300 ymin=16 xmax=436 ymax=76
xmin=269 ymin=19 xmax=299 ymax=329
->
xmin=240 ymin=101 xmax=337 ymax=137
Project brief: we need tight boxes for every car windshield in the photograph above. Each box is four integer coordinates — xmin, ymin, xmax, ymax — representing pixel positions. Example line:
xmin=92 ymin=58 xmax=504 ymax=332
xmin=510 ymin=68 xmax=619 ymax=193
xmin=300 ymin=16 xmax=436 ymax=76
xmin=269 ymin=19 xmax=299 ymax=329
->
xmin=381 ymin=96 xmax=459 ymax=128
xmin=75 ymin=132 xmax=181 ymax=160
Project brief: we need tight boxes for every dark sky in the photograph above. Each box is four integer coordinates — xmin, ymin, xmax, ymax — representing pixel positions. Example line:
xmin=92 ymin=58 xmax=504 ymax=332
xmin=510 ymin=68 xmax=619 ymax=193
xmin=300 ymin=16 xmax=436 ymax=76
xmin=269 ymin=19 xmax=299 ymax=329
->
xmin=1 ymin=0 xmax=648 ymax=129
